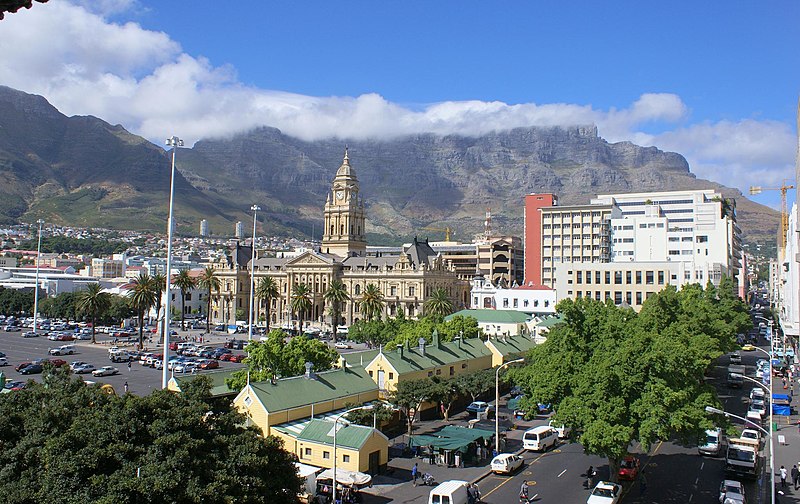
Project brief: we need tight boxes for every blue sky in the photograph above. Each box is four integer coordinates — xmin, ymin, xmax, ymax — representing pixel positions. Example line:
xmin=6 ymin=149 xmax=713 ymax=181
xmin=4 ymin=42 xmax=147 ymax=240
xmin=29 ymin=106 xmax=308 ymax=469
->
xmin=0 ymin=1 xmax=797 ymax=208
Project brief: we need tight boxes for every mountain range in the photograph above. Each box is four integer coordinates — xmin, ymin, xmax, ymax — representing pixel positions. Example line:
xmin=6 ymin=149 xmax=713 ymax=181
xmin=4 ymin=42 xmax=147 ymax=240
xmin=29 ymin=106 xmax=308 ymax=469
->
xmin=0 ymin=85 xmax=779 ymax=244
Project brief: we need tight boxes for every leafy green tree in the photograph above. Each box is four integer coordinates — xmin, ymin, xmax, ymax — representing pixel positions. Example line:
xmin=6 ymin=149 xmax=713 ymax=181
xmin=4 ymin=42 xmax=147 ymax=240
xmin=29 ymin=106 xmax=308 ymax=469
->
xmin=173 ymin=269 xmax=196 ymax=331
xmin=359 ymin=283 xmax=384 ymax=321
xmin=455 ymin=369 xmax=495 ymax=402
xmin=424 ymin=287 xmax=454 ymax=317
xmin=102 ymin=294 xmax=136 ymax=325
xmin=76 ymin=284 xmax=111 ymax=344
xmin=128 ymin=273 xmax=156 ymax=348
xmin=196 ymin=266 xmax=220 ymax=333
xmin=323 ymin=278 xmax=349 ymax=341
xmin=344 ymin=402 xmax=395 ymax=429
xmin=348 ymin=319 xmax=393 ymax=349
xmin=39 ymin=292 xmax=78 ymax=320
xmin=429 ymin=376 xmax=460 ymax=421
xmin=0 ymin=287 xmax=33 ymax=316
xmin=226 ymin=331 xmax=337 ymax=390
xmin=0 ymin=370 xmax=301 ymax=503
xmin=392 ymin=378 xmax=436 ymax=435
xmin=290 ymin=283 xmax=312 ymax=331
xmin=256 ymin=276 xmax=280 ymax=333
xmin=514 ymin=288 xmax=743 ymax=482
xmin=438 ymin=315 xmax=482 ymax=341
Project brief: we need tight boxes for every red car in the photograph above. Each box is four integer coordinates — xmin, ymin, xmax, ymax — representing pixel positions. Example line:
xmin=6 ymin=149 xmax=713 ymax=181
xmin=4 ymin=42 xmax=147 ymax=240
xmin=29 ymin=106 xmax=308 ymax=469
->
xmin=57 ymin=334 xmax=75 ymax=341
xmin=219 ymin=353 xmax=234 ymax=362
xmin=169 ymin=342 xmax=178 ymax=351
xmin=618 ymin=455 xmax=640 ymax=480
xmin=15 ymin=362 xmax=32 ymax=372
xmin=230 ymin=354 xmax=245 ymax=363
xmin=48 ymin=359 xmax=68 ymax=367
xmin=199 ymin=360 xmax=219 ymax=370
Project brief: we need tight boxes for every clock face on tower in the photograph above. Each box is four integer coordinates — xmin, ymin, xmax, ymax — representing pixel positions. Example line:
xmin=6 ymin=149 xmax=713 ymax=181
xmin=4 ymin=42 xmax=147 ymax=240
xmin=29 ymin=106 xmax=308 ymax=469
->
xmin=336 ymin=190 xmax=344 ymax=200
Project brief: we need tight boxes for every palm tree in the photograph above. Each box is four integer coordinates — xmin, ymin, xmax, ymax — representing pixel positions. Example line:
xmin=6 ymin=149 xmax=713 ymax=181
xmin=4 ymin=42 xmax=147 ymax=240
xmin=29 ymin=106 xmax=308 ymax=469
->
xmin=196 ymin=266 xmax=221 ymax=333
xmin=323 ymin=278 xmax=349 ymax=341
xmin=360 ymin=283 xmax=385 ymax=322
xmin=76 ymin=283 xmax=111 ymax=344
xmin=128 ymin=273 xmax=156 ymax=348
xmin=424 ymin=287 xmax=454 ymax=318
xmin=151 ymin=273 xmax=166 ymax=342
xmin=256 ymin=276 xmax=279 ymax=333
xmin=173 ymin=269 xmax=196 ymax=331
xmin=290 ymin=283 xmax=312 ymax=333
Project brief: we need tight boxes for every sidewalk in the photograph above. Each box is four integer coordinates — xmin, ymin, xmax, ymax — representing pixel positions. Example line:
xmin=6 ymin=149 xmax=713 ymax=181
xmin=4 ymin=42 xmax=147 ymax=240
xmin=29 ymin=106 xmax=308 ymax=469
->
xmin=771 ymin=346 xmax=800 ymax=503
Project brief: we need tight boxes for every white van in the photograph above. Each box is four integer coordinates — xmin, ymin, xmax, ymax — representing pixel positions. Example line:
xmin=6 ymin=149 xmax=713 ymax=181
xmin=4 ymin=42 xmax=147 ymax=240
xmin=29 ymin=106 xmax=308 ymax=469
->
xmin=698 ymin=428 xmax=723 ymax=456
xmin=428 ymin=480 xmax=469 ymax=504
xmin=522 ymin=425 xmax=558 ymax=451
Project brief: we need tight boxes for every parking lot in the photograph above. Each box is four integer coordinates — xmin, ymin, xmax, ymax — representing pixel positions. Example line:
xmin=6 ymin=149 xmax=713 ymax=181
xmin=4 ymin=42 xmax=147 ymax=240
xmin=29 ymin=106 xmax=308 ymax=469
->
xmin=0 ymin=327 xmax=248 ymax=395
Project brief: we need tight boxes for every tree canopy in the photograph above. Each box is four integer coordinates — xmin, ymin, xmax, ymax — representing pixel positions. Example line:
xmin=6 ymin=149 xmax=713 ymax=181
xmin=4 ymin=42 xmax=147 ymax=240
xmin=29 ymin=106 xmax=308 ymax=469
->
xmin=226 ymin=330 xmax=338 ymax=390
xmin=0 ymin=369 xmax=301 ymax=503
xmin=512 ymin=280 xmax=749 ymax=481
xmin=347 ymin=314 xmax=482 ymax=349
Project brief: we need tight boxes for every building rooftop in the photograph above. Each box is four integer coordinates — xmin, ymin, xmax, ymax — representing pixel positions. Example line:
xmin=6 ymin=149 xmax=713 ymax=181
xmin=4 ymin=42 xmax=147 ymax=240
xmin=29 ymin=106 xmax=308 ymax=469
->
xmin=373 ymin=335 xmax=491 ymax=375
xmin=170 ymin=369 xmax=239 ymax=397
xmin=446 ymin=309 xmax=531 ymax=324
xmin=293 ymin=418 xmax=378 ymax=450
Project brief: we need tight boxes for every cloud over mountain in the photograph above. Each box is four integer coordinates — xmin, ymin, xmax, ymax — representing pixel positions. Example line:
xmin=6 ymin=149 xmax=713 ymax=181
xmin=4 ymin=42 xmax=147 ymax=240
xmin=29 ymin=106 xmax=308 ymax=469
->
xmin=0 ymin=1 xmax=794 ymax=200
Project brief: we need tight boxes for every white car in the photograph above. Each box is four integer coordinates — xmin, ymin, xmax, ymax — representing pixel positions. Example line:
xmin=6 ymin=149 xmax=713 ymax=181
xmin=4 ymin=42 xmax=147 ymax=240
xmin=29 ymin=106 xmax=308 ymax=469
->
xmin=749 ymin=387 xmax=766 ymax=402
xmin=587 ymin=481 xmax=622 ymax=504
xmin=749 ymin=399 xmax=766 ymax=417
xmin=73 ymin=363 xmax=96 ymax=374
xmin=49 ymin=345 xmax=76 ymax=356
xmin=0 ymin=356 xmax=7 ymax=366
xmin=5 ymin=326 xmax=20 ymax=332
xmin=334 ymin=341 xmax=352 ymax=349
xmin=91 ymin=366 xmax=119 ymax=377
xmin=548 ymin=420 xmax=571 ymax=439
xmin=490 ymin=453 xmax=524 ymax=474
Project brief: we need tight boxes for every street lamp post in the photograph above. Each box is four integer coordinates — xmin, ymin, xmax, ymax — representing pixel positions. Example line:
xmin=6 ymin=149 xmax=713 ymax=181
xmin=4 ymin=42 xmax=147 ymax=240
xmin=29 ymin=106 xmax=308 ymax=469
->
xmin=247 ymin=205 xmax=260 ymax=342
xmin=332 ymin=404 xmax=373 ymax=504
xmin=32 ymin=219 xmax=44 ymax=335
xmin=705 ymin=405 xmax=774 ymax=504
xmin=162 ymin=135 xmax=183 ymax=389
xmin=495 ymin=358 xmax=524 ymax=453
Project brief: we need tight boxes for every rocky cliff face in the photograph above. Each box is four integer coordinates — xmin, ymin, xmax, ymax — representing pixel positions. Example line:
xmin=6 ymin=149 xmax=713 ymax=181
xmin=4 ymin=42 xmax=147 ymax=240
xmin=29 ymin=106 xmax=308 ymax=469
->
xmin=0 ymin=86 xmax=779 ymax=242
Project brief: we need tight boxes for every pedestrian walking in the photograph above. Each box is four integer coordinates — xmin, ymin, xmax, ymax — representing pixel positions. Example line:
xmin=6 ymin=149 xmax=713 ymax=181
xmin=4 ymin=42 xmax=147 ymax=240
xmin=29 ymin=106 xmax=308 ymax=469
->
xmin=791 ymin=464 xmax=799 ymax=490
xmin=127 ymin=361 xmax=132 ymax=372
xmin=411 ymin=462 xmax=418 ymax=486
xmin=123 ymin=381 xmax=129 ymax=394
xmin=781 ymin=465 xmax=787 ymax=488
xmin=586 ymin=465 xmax=596 ymax=489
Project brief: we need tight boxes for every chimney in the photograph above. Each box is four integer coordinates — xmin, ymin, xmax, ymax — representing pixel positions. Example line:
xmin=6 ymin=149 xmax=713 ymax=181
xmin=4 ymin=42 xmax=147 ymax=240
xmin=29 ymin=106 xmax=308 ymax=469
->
xmin=432 ymin=329 xmax=440 ymax=348
xmin=455 ymin=336 xmax=462 ymax=349
xmin=304 ymin=361 xmax=314 ymax=379
xmin=397 ymin=344 xmax=404 ymax=359
xmin=418 ymin=337 xmax=426 ymax=356
xmin=339 ymin=355 xmax=347 ymax=371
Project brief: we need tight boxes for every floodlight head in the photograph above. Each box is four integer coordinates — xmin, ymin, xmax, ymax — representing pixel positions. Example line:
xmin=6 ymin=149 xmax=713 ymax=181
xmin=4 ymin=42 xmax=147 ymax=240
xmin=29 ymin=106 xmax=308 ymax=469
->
xmin=251 ymin=204 xmax=261 ymax=212
xmin=731 ymin=373 xmax=743 ymax=379
xmin=705 ymin=406 xmax=724 ymax=415
xmin=37 ymin=219 xmax=45 ymax=226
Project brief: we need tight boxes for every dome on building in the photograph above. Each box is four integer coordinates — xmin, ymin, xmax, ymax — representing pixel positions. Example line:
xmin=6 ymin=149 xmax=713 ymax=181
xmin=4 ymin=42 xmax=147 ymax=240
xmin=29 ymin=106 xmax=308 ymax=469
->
xmin=335 ymin=147 xmax=356 ymax=178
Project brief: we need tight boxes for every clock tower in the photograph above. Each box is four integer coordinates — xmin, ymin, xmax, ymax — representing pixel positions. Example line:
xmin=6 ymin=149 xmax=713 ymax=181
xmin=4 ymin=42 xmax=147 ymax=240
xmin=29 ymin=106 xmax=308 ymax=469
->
xmin=322 ymin=148 xmax=367 ymax=257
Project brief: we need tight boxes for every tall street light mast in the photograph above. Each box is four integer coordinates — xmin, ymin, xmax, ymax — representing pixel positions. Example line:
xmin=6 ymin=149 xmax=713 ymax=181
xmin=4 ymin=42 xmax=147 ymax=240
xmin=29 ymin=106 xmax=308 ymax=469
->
xmin=163 ymin=135 xmax=183 ymax=389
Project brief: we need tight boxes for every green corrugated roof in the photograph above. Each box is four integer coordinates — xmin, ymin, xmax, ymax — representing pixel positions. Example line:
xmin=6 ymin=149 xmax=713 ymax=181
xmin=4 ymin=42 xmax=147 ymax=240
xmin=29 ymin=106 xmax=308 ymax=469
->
xmin=247 ymin=366 xmax=378 ymax=413
xmin=445 ymin=309 xmax=531 ymax=324
xmin=488 ymin=335 xmax=537 ymax=357
xmin=375 ymin=336 xmax=492 ymax=375
xmin=295 ymin=418 xmax=375 ymax=450
xmin=536 ymin=315 xmax=564 ymax=328
xmin=171 ymin=369 xmax=238 ymax=397
xmin=341 ymin=349 xmax=380 ymax=368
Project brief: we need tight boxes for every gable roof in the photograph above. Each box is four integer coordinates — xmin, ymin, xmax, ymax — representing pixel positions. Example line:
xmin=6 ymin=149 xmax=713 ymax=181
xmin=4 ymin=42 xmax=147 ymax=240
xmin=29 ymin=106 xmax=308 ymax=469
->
xmin=170 ymin=369 xmax=239 ymax=397
xmin=340 ymin=349 xmax=381 ymax=368
xmin=486 ymin=335 xmax=537 ymax=358
xmin=446 ymin=309 xmax=531 ymax=324
xmin=536 ymin=315 xmax=565 ymax=328
xmin=284 ymin=250 xmax=338 ymax=267
xmin=244 ymin=366 xmax=378 ymax=413
xmin=373 ymin=336 xmax=491 ymax=375
xmin=294 ymin=418 xmax=384 ymax=450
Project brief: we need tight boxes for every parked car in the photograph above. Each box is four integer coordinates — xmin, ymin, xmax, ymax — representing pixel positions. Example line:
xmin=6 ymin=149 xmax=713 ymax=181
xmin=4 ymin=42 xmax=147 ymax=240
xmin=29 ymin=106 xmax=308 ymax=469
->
xmin=92 ymin=366 xmax=119 ymax=377
xmin=0 ymin=356 xmax=7 ymax=366
xmin=4 ymin=380 xmax=27 ymax=390
xmin=220 ymin=353 xmax=234 ymax=362
xmin=56 ymin=333 xmax=75 ymax=341
xmin=334 ymin=341 xmax=352 ymax=349
xmin=490 ymin=453 xmax=524 ymax=474
xmin=5 ymin=325 xmax=21 ymax=332
xmin=199 ymin=360 xmax=219 ymax=370
xmin=49 ymin=345 xmax=76 ymax=356
xmin=617 ymin=455 xmax=640 ymax=480
xmin=729 ymin=353 xmax=742 ymax=364
xmin=22 ymin=331 xmax=38 ymax=338
xmin=230 ymin=354 xmax=246 ymax=363
xmin=48 ymin=359 xmax=67 ymax=367
xmin=15 ymin=362 xmax=33 ymax=372
xmin=587 ymin=481 xmax=622 ymax=504
xmin=466 ymin=401 xmax=493 ymax=415
xmin=548 ymin=420 xmax=571 ymax=439
xmin=73 ymin=363 xmax=96 ymax=374
xmin=19 ymin=364 xmax=43 ymax=375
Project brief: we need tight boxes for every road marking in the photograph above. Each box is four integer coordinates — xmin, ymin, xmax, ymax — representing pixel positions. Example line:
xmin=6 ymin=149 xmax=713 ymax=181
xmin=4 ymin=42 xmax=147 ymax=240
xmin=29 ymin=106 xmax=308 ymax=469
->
xmin=482 ymin=453 xmax=548 ymax=499
xmin=688 ymin=493 xmax=693 ymax=502
xmin=700 ymin=461 xmax=704 ymax=471
xmin=694 ymin=476 xmax=699 ymax=486
xmin=557 ymin=469 xmax=567 ymax=478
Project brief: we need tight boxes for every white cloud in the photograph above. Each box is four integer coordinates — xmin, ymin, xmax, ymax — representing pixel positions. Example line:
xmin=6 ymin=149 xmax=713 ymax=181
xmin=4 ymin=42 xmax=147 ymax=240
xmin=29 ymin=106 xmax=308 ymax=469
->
xmin=0 ymin=1 xmax=793 ymax=199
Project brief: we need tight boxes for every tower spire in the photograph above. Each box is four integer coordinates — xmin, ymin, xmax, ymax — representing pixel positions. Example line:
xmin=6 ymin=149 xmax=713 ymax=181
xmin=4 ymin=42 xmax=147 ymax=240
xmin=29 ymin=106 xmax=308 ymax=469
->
xmin=343 ymin=145 xmax=349 ymax=164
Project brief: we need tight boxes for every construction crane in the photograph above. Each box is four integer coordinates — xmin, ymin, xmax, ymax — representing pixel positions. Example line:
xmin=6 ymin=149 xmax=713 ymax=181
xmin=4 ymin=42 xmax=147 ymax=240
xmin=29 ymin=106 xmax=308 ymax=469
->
xmin=422 ymin=226 xmax=454 ymax=241
xmin=750 ymin=180 xmax=795 ymax=258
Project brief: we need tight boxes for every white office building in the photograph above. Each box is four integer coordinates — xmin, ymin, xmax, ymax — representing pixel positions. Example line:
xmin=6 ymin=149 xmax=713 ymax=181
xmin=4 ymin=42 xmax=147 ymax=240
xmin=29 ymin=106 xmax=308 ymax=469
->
xmin=779 ymin=203 xmax=799 ymax=338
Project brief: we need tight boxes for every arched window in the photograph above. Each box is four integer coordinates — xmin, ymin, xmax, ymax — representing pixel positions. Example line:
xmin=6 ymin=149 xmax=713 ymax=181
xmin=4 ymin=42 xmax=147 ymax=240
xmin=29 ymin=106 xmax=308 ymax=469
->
xmin=355 ymin=284 xmax=361 ymax=295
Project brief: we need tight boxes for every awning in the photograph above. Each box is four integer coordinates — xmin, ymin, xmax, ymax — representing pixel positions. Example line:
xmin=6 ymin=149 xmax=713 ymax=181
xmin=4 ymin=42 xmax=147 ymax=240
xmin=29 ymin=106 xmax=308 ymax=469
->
xmin=316 ymin=468 xmax=372 ymax=487
xmin=438 ymin=425 xmax=494 ymax=442
xmin=295 ymin=462 xmax=322 ymax=479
